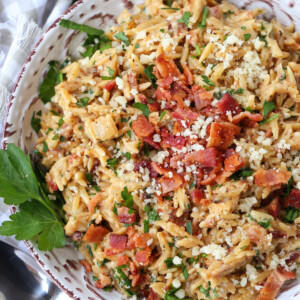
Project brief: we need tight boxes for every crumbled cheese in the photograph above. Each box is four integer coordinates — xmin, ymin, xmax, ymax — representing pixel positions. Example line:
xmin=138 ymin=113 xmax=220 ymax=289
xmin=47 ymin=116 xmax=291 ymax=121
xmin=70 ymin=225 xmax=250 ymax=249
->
xmin=114 ymin=96 xmax=127 ymax=108
xmin=192 ymin=246 xmax=201 ymax=256
xmin=200 ymin=243 xmax=228 ymax=260
xmin=252 ymin=37 xmax=265 ymax=50
xmin=224 ymin=34 xmax=244 ymax=47
xmin=147 ymin=238 xmax=153 ymax=246
xmin=173 ymin=256 xmax=182 ymax=265
xmin=246 ymin=264 xmax=258 ymax=281
xmin=238 ymin=196 xmax=257 ymax=213
xmin=240 ymin=277 xmax=247 ymax=287
xmin=140 ymin=52 xmax=156 ymax=64
xmin=165 ymin=273 xmax=172 ymax=279
xmin=277 ymin=139 xmax=291 ymax=151
xmin=175 ymin=289 xmax=185 ymax=299
xmin=136 ymin=30 xmax=146 ymax=40
xmin=151 ymin=150 xmax=169 ymax=164
xmin=161 ymin=33 xmax=177 ymax=50
xmin=131 ymin=89 xmax=138 ymax=96
xmin=153 ymin=134 xmax=161 ymax=143
xmin=116 ymin=77 xmax=124 ymax=90
xmin=172 ymin=278 xmax=181 ymax=288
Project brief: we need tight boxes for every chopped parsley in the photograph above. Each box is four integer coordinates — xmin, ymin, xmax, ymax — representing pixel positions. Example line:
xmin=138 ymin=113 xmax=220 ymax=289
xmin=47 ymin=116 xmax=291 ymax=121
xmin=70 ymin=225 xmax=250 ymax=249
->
xmin=122 ymin=152 xmax=132 ymax=160
xmin=243 ymin=33 xmax=251 ymax=41
xmin=133 ymin=102 xmax=150 ymax=118
xmin=76 ymin=97 xmax=90 ymax=107
xmin=284 ymin=207 xmax=300 ymax=223
xmin=230 ymin=168 xmax=254 ymax=180
xmin=259 ymin=113 xmax=279 ymax=125
xmin=114 ymin=32 xmax=130 ymax=46
xmin=198 ymin=6 xmax=209 ymax=28
xmin=31 ymin=112 xmax=42 ymax=134
xmin=42 ymin=141 xmax=48 ymax=152
xmin=186 ymin=221 xmax=193 ymax=235
xmin=144 ymin=64 xmax=157 ymax=88
xmin=160 ymin=110 xmax=166 ymax=121
xmin=121 ymin=186 xmax=133 ymax=208
xmin=178 ymin=11 xmax=192 ymax=27
xmin=263 ymin=101 xmax=275 ymax=117
xmin=201 ymin=75 xmax=215 ymax=87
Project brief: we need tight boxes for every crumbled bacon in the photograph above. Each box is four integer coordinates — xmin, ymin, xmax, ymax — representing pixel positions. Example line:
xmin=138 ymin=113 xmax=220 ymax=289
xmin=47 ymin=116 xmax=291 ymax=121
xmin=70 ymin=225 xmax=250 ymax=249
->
xmin=134 ymin=161 xmax=158 ymax=178
xmin=148 ymin=289 xmax=160 ymax=300
xmin=268 ymin=197 xmax=281 ymax=218
xmin=169 ymin=208 xmax=189 ymax=226
xmin=156 ymin=76 xmax=174 ymax=89
xmin=246 ymin=225 xmax=268 ymax=245
xmin=80 ymin=260 xmax=92 ymax=273
xmin=285 ymin=189 xmax=300 ymax=209
xmin=257 ymin=269 xmax=296 ymax=300
xmin=172 ymin=108 xmax=199 ymax=126
xmin=135 ymin=249 xmax=151 ymax=266
xmin=82 ymin=224 xmax=109 ymax=243
xmin=224 ymin=151 xmax=245 ymax=172
xmin=160 ymin=173 xmax=183 ymax=195
xmin=87 ymin=194 xmax=101 ymax=213
xmin=161 ymin=128 xmax=186 ymax=149
xmin=151 ymin=162 xmax=170 ymax=175
xmin=148 ymin=101 xmax=160 ymax=112
xmin=207 ymin=122 xmax=240 ymax=150
xmin=129 ymin=262 xmax=140 ymax=287
xmin=190 ymin=189 xmax=203 ymax=204
xmin=183 ymin=65 xmax=194 ymax=85
xmin=190 ymin=84 xmax=213 ymax=111
xmin=155 ymin=54 xmax=181 ymax=78
xmin=285 ymin=251 xmax=300 ymax=264
xmin=109 ymin=234 xmax=127 ymax=250
xmin=232 ymin=111 xmax=263 ymax=125
xmin=95 ymin=274 xmax=112 ymax=289
xmin=184 ymin=148 xmax=220 ymax=168
xmin=117 ymin=206 xmax=136 ymax=224
xmin=46 ymin=173 xmax=59 ymax=193
xmin=216 ymin=93 xmax=242 ymax=116
xmin=117 ymin=255 xmax=130 ymax=266
xmin=132 ymin=115 xmax=155 ymax=138
xmin=143 ymin=134 xmax=161 ymax=150
xmin=104 ymin=79 xmax=116 ymax=92
xmin=255 ymin=169 xmax=291 ymax=187
xmin=270 ymin=230 xmax=287 ymax=239
xmin=154 ymin=86 xmax=172 ymax=101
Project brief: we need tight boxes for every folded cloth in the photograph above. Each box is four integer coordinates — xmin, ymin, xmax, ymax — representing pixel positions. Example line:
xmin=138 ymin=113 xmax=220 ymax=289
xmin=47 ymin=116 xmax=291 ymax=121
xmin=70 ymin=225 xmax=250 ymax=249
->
xmin=0 ymin=0 xmax=72 ymax=249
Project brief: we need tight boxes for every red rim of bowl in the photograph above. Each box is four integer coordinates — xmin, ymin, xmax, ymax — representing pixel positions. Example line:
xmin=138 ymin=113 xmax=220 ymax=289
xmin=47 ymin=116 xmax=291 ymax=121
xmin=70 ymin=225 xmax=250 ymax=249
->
xmin=0 ymin=1 xmax=100 ymax=299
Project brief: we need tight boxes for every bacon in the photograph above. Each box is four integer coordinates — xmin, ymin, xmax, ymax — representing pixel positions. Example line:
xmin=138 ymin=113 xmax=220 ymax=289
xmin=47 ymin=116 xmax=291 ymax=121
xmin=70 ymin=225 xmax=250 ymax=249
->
xmin=80 ymin=260 xmax=92 ymax=272
xmin=155 ymin=54 xmax=181 ymax=78
xmin=161 ymin=128 xmax=186 ymax=149
xmin=190 ymin=189 xmax=203 ymax=204
xmin=132 ymin=115 xmax=155 ymax=138
xmin=207 ymin=122 xmax=241 ymax=150
xmin=87 ymin=194 xmax=101 ymax=213
xmin=184 ymin=148 xmax=220 ymax=168
xmin=148 ymin=101 xmax=160 ymax=112
xmin=170 ymin=80 xmax=188 ymax=98
xmin=156 ymin=76 xmax=174 ymax=88
xmin=246 ymin=225 xmax=268 ymax=245
xmin=104 ymin=79 xmax=116 ymax=92
xmin=172 ymin=108 xmax=199 ymax=124
xmin=154 ymin=86 xmax=172 ymax=101
xmin=255 ymin=169 xmax=291 ymax=187
xmin=285 ymin=189 xmax=300 ymax=209
xmin=224 ymin=152 xmax=245 ymax=172
xmin=127 ymin=70 xmax=138 ymax=90
xmin=257 ymin=269 xmax=296 ymax=300
xmin=134 ymin=161 xmax=158 ymax=178
xmin=129 ymin=262 xmax=140 ymax=287
xmin=117 ymin=206 xmax=136 ymax=224
xmin=82 ymin=224 xmax=109 ymax=243
xmin=169 ymin=208 xmax=188 ymax=226
xmin=268 ymin=197 xmax=281 ymax=218
xmin=135 ymin=233 xmax=152 ymax=248
xmin=216 ymin=93 xmax=242 ymax=116
xmin=95 ymin=274 xmax=112 ymax=289
xmin=46 ymin=173 xmax=59 ymax=192
xmin=285 ymin=251 xmax=300 ymax=264
xmin=70 ymin=231 xmax=82 ymax=241
xmin=232 ymin=111 xmax=263 ymax=124
xmin=144 ymin=134 xmax=161 ymax=150
xmin=135 ymin=249 xmax=151 ymax=266
xmin=109 ymin=234 xmax=127 ymax=250
xmin=170 ymin=153 xmax=185 ymax=168
xmin=151 ymin=162 xmax=170 ymax=175
xmin=160 ymin=173 xmax=183 ymax=195
xmin=148 ymin=289 xmax=160 ymax=300
xmin=117 ymin=255 xmax=130 ymax=266
xmin=270 ymin=230 xmax=287 ymax=239
xmin=190 ymin=84 xmax=213 ymax=111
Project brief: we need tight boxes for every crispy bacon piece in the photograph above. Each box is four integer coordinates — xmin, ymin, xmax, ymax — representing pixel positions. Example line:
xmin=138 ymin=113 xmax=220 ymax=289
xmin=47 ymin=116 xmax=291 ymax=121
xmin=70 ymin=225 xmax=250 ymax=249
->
xmin=134 ymin=161 xmax=158 ymax=178
xmin=87 ymin=194 xmax=101 ymax=213
xmin=148 ymin=289 xmax=160 ymax=300
xmin=82 ymin=224 xmax=109 ymax=243
xmin=135 ymin=233 xmax=152 ymax=248
xmin=70 ymin=231 xmax=82 ymax=241
xmin=255 ymin=169 xmax=291 ymax=187
xmin=95 ymin=274 xmax=112 ymax=289
xmin=156 ymin=76 xmax=174 ymax=88
xmin=257 ymin=269 xmax=296 ymax=300
xmin=117 ymin=255 xmax=130 ymax=266
xmin=117 ymin=206 xmax=136 ymax=224
xmin=270 ymin=230 xmax=287 ymax=239
xmin=104 ymin=79 xmax=116 ymax=92
xmin=135 ymin=249 xmax=151 ymax=266
xmin=207 ymin=122 xmax=240 ymax=150
xmin=132 ymin=115 xmax=154 ymax=138
xmin=46 ymin=173 xmax=59 ymax=193
xmin=286 ymin=251 xmax=300 ymax=264
xmin=184 ymin=148 xmax=220 ymax=168
xmin=268 ymin=197 xmax=281 ymax=218
xmin=80 ymin=260 xmax=92 ymax=272
xmin=170 ymin=153 xmax=185 ymax=168
xmin=216 ymin=93 xmax=242 ymax=116
xmin=154 ymin=86 xmax=172 ymax=101
xmin=161 ymin=127 xmax=186 ymax=149
xmin=109 ymin=234 xmax=127 ymax=250
xmin=224 ymin=151 xmax=245 ymax=172
xmin=172 ymin=108 xmax=199 ymax=125
xmin=144 ymin=134 xmax=161 ymax=150
xmin=160 ymin=173 xmax=183 ymax=195
xmin=155 ymin=54 xmax=181 ymax=78
xmin=151 ymin=162 xmax=169 ymax=175
xmin=285 ymin=189 xmax=300 ymax=209
xmin=190 ymin=85 xmax=213 ymax=111
xmin=232 ymin=111 xmax=263 ymax=125
xmin=129 ymin=261 xmax=140 ymax=287
xmin=183 ymin=65 xmax=194 ymax=85
xmin=190 ymin=189 xmax=203 ymax=204
xmin=148 ymin=101 xmax=160 ymax=112
xmin=246 ymin=225 xmax=268 ymax=245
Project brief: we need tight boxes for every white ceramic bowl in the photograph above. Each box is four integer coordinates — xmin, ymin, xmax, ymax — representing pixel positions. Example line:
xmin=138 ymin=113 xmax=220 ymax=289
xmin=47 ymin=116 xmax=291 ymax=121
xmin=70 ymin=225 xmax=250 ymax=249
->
xmin=2 ymin=0 xmax=300 ymax=299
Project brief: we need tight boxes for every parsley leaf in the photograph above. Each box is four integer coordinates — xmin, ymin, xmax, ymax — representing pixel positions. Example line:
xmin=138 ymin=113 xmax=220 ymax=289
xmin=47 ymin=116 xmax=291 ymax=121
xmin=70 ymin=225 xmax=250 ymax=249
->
xmin=230 ymin=168 xmax=254 ymax=180
xmin=121 ymin=186 xmax=133 ymax=208
xmin=107 ymin=158 xmax=118 ymax=170
xmin=0 ymin=144 xmax=66 ymax=250
xmin=59 ymin=19 xmax=105 ymax=36
xmin=283 ymin=172 xmax=293 ymax=197
xmin=76 ymin=97 xmax=90 ymax=107
xmin=186 ymin=221 xmax=193 ymax=235
xmin=133 ymin=103 xmax=150 ymax=118
xmin=114 ymin=32 xmax=130 ymax=46
xmin=122 ymin=152 xmax=132 ymax=160
xmin=144 ymin=64 xmax=157 ymax=88
xmin=198 ymin=6 xmax=209 ymax=28
xmin=31 ymin=112 xmax=42 ymax=134
xmin=243 ymin=33 xmax=251 ymax=41
xmin=263 ymin=101 xmax=275 ymax=117
xmin=144 ymin=219 xmax=149 ymax=233
xmin=284 ymin=207 xmax=300 ymax=223
xmin=42 ymin=141 xmax=48 ymax=152
xmin=147 ymin=209 xmax=160 ymax=222
xmin=245 ymin=106 xmax=255 ymax=113
xmin=160 ymin=110 xmax=166 ymax=121
xmin=178 ymin=12 xmax=192 ymax=27
xmin=201 ymin=75 xmax=215 ymax=87
xmin=259 ymin=113 xmax=279 ymax=125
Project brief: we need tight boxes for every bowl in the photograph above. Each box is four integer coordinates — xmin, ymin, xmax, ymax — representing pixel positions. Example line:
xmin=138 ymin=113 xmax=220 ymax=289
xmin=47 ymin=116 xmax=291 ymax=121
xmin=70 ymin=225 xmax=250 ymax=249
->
xmin=2 ymin=0 xmax=300 ymax=299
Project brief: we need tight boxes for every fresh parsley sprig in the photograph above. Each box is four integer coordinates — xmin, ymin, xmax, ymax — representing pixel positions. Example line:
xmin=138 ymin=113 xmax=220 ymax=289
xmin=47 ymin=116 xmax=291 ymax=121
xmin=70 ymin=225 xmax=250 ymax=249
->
xmin=0 ymin=144 xmax=66 ymax=250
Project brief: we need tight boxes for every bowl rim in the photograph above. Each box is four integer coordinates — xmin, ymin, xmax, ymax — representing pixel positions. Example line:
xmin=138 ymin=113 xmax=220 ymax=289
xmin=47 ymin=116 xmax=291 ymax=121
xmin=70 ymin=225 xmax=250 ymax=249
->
xmin=1 ymin=1 xmax=86 ymax=299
